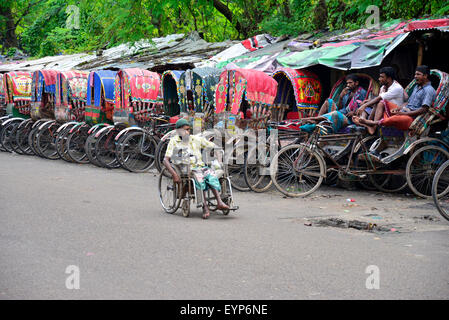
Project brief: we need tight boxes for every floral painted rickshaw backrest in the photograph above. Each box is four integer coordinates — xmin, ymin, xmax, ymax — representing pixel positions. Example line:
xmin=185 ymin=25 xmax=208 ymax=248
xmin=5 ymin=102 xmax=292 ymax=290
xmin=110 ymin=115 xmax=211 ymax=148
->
xmin=55 ymin=71 xmax=88 ymax=107
xmin=4 ymin=71 xmax=32 ymax=103
xmin=272 ymin=68 xmax=322 ymax=112
xmin=215 ymin=69 xmax=278 ymax=115
xmin=179 ymin=67 xmax=221 ymax=113
xmin=161 ymin=70 xmax=183 ymax=116
xmin=114 ymin=68 xmax=161 ymax=112
xmin=329 ymin=73 xmax=380 ymax=103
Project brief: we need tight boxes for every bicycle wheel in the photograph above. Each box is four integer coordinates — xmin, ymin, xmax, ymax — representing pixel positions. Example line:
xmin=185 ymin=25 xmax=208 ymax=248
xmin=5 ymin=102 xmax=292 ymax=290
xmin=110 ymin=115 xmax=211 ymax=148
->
xmin=406 ymin=145 xmax=449 ymax=199
xmin=270 ymin=143 xmax=325 ymax=197
xmin=67 ymin=124 xmax=90 ymax=164
xmin=94 ymin=127 xmax=121 ymax=169
xmin=55 ymin=123 xmax=77 ymax=162
xmin=36 ymin=122 xmax=60 ymax=160
xmin=0 ymin=120 xmax=21 ymax=153
xmin=158 ymin=166 xmax=182 ymax=214
xmin=432 ymin=159 xmax=449 ymax=222
xmin=15 ymin=119 xmax=34 ymax=155
xmin=155 ymin=138 xmax=170 ymax=173
xmin=119 ymin=131 xmax=158 ymax=173
xmin=85 ymin=130 xmax=101 ymax=166
xmin=243 ymin=143 xmax=273 ymax=193
xmin=28 ymin=124 xmax=41 ymax=156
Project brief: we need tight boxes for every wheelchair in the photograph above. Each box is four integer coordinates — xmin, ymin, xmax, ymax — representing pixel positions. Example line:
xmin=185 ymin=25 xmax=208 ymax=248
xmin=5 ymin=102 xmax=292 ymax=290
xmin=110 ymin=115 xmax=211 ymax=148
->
xmin=158 ymin=148 xmax=238 ymax=217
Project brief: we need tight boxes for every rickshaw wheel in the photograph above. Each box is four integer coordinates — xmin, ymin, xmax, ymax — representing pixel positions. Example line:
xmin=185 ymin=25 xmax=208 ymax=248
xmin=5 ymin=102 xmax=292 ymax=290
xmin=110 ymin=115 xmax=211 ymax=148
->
xmin=94 ymin=127 xmax=121 ymax=169
xmin=270 ymin=143 xmax=326 ymax=197
xmin=119 ymin=131 xmax=157 ymax=173
xmin=0 ymin=121 xmax=21 ymax=153
xmin=36 ymin=122 xmax=61 ymax=160
xmin=432 ymin=159 xmax=449 ymax=222
xmin=244 ymin=143 xmax=273 ymax=193
xmin=155 ymin=139 xmax=170 ymax=173
xmin=406 ymin=145 xmax=449 ymax=199
xmin=16 ymin=120 xmax=34 ymax=155
xmin=67 ymin=125 xmax=90 ymax=164
xmin=158 ymin=166 xmax=182 ymax=214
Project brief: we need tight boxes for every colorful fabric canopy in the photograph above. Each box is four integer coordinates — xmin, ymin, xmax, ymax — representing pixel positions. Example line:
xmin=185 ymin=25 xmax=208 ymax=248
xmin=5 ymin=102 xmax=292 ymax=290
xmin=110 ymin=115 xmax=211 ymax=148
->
xmin=4 ymin=71 xmax=32 ymax=102
xmin=272 ymin=68 xmax=322 ymax=110
xmin=215 ymin=68 xmax=278 ymax=114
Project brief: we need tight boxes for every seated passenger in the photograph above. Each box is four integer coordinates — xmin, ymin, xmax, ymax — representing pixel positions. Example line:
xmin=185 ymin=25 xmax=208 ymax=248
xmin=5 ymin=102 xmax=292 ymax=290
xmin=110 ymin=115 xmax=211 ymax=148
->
xmin=353 ymin=65 xmax=436 ymax=134
xmin=353 ymin=66 xmax=407 ymax=134
xmin=163 ymin=118 xmax=230 ymax=219
xmin=299 ymin=74 xmax=367 ymax=133
xmin=317 ymin=74 xmax=367 ymax=116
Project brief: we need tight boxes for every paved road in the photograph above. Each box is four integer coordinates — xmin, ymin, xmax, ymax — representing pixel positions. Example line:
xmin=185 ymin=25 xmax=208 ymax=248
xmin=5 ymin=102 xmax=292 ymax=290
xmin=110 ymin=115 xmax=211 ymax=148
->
xmin=1 ymin=152 xmax=448 ymax=299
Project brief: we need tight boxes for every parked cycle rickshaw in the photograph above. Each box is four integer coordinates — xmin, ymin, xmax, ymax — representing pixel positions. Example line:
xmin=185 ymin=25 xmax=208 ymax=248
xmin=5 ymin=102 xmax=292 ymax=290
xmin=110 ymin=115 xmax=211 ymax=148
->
xmin=49 ymin=70 xmax=89 ymax=162
xmin=213 ymin=68 xmax=280 ymax=191
xmin=243 ymin=68 xmax=323 ymax=192
xmin=0 ymin=71 xmax=32 ymax=153
xmin=103 ymin=68 xmax=163 ymax=171
xmin=269 ymin=69 xmax=449 ymax=198
xmin=26 ymin=69 xmax=61 ymax=158
xmin=66 ymin=70 xmax=118 ymax=165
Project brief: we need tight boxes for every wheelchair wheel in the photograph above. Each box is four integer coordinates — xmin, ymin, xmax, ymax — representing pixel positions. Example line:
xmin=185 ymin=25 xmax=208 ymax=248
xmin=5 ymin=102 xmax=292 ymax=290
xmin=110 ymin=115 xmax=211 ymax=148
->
xmin=158 ymin=166 xmax=182 ymax=214
xmin=270 ymin=143 xmax=325 ymax=197
xmin=181 ymin=199 xmax=190 ymax=217
xmin=406 ymin=145 xmax=449 ymax=199
xmin=432 ymin=159 xmax=449 ymax=222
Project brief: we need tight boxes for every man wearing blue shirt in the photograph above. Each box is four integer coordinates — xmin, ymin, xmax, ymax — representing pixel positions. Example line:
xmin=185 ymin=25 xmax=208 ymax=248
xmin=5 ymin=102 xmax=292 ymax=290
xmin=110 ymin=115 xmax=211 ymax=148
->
xmin=354 ymin=65 xmax=436 ymax=131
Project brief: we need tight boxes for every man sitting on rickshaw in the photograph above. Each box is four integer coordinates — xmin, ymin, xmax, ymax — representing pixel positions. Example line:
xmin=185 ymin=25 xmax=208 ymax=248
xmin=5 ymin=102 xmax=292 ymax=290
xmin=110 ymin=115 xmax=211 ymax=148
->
xmin=163 ymin=118 xmax=230 ymax=219
xmin=353 ymin=65 xmax=436 ymax=134
xmin=317 ymin=74 xmax=367 ymax=116
xmin=352 ymin=66 xmax=407 ymax=134
xmin=298 ymin=74 xmax=367 ymax=133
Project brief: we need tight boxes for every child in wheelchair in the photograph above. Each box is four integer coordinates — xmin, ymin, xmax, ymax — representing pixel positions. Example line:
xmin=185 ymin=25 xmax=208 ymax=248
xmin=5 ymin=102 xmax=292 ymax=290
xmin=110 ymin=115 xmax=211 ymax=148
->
xmin=163 ymin=118 xmax=231 ymax=219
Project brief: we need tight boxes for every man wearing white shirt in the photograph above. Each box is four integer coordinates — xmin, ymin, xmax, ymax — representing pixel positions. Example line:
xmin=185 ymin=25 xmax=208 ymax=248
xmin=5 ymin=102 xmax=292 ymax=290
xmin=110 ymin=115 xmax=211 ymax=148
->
xmin=353 ymin=67 xmax=406 ymax=134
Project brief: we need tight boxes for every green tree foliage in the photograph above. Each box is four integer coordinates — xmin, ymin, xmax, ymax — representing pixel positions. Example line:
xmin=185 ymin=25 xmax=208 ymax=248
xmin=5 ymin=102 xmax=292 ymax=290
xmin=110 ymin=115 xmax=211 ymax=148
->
xmin=1 ymin=0 xmax=449 ymax=57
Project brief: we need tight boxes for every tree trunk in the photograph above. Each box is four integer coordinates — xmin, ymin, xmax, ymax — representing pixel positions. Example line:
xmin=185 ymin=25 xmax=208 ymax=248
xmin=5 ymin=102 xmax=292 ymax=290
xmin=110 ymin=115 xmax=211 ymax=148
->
xmin=1 ymin=5 xmax=19 ymax=49
xmin=212 ymin=0 xmax=248 ymax=37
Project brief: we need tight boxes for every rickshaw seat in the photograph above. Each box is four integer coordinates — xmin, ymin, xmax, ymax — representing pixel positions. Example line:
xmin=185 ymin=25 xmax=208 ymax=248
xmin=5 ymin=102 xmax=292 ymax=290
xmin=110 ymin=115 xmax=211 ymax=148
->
xmin=286 ymin=112 xmax=300 ymax=120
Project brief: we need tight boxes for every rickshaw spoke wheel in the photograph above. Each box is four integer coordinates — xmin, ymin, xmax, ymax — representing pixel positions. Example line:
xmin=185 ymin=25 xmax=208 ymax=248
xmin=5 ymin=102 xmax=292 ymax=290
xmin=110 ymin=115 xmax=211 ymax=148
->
xmin=119 ymin=131 xmax=157 ymax=173
xmin=270 ymin=144 xmax=325 ymax=197
xmin=432 ymin=159 xmax=449 ymax=222
xmin=407 ymin=145 xmax=449 ymax=199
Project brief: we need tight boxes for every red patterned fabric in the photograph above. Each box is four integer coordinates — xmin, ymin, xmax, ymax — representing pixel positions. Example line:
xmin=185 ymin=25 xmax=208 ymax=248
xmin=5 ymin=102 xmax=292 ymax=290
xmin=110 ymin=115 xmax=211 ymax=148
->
xmin=115 ymin=68 xmax=161 ymax=112
xmin=215 ymin=69 xmax=278 ymax=115
xmin=40 ymin=70 xmax=59 ymax=86
xmin=5 ymin=71 xmax=32 ymax=102
xmin=405 ymin=19 xmax=449 ymax=32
